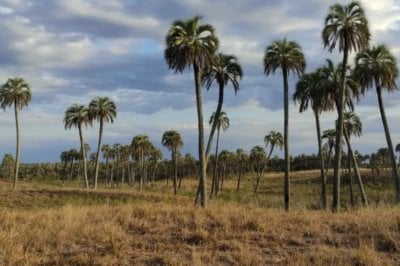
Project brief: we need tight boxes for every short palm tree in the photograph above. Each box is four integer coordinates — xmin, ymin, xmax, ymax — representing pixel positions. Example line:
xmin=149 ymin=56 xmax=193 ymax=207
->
xmin=165 ymin=15 xmax=219 ymax=207
xmin=264 ymin=130 xmax=284 ymax=161
xmin=89 ymin=96 xmax=117 ymax=189
xmin=322 ymin=128 xmax=337 ymax=176
xmin=209 ymin=111 xmax=230 ymax=198
xmin=341 ymin=111 xmax=368 ymax=205
xmin=263 ymin=38 xmax=306 ymax=211
xmin=0 ymin=77 xmax=32 ymax=190
xmin=322 ymin=1 xmax=370 ymax=212
xmin=293 ymin=72 xmax=334 ymax=209
xmin=202 ymin=53 xmax=242 ymax=158
xmin=162 ymin=130 xmax=184 ymax=195
xmin=354 ymin=45 xmax=400 ymax=202
xmin=64 ymin=104 xmax=90 ymax=189
xmin=131 ymin=134 xmax=152 ymax=191
xmin=250 ymin=145 xmax=268 ymax=194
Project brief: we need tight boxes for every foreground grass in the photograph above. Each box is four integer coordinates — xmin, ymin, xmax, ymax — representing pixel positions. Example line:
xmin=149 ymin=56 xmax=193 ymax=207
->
xmin=1 ymin=197 xmax=399 ymax=265
xmin=0 ymin=169 xmax=399 ymax=265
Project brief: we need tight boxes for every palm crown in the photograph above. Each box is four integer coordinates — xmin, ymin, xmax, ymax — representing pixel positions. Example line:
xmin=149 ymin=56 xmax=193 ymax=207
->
xmin=64 ymin=104 xmax=90 ymax=130
xmin=0 ymin=77 xmax=31 ymax=110
xmin=322 ymin=1 xmax=370 ymax=53
xmin=263 ymin=38 xmax=306 ymax=76
xmin=165 ymin=15 xmax=219 ymax=72
xmin=354 ymin=45 xmax=398 ymax=93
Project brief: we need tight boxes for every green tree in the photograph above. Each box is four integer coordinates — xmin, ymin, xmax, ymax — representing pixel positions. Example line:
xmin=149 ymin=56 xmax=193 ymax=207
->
xmin=354 ymin=45 xmax=400 ymax=203
xmin=165 ymin=15 xmax=219 ymax=207
xmin=89 ymin=96 xmax=117 ymax=189
xmin=263 ymin=38 xmax=305 ymax=211
xmin=322 ymin=1 xmax=370 ymax=212
xmin=162 ymin=130 xmax=184 ymax=195
xmin=293 ymin=71 xmax=334 ymax=209
xmin=202 ymin=53 xmax=242 ymax=158
xmin=1 ymin=153 xmax=15 ymax=179
xmin=209 ymin=111 xmax=230 ymax=198
xmin=64 ymin=104 xmax=90 ymax=189
xmin=0 ymin=77 xmax=32 ymax=190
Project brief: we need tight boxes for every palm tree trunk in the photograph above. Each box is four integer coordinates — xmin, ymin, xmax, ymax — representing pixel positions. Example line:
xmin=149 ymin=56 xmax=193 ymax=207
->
xmin=206 ymin=82 xmax=224 ymax=159
xmin=236 ymin=157 xmax=243 ymax=192
xmin=376 ymin=85 xmax=400 ymax=203
xmin=282 ymin=68 xmax=290 ymax=212
xmin=78 ymin=125 xmax=89 ymax=189
xmin=13 ymin=103 xmax=19 ymax=191
xmin=332 ymin=41 xmax=349 ymax=213
xmin=193 ymin=63 xmax=207 ymax=207
xmin=315 ymin=111 xmax=327 ymax=209
xmin=344 ymin=131 xmax=368 ymax=206
xmin=210 ymin=128 xmax=221 ymax=199
xmin=348 ymin=146 xmax=354 ymax=207
xmin=173 ymin=150 xmax=177 ymax=195
xmin=93 ymin=119 xmax=103 ymax=189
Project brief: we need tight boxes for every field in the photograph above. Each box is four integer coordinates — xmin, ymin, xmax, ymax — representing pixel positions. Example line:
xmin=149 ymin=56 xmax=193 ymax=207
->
xmin=0 ymin=169 xmax=399 ymax=265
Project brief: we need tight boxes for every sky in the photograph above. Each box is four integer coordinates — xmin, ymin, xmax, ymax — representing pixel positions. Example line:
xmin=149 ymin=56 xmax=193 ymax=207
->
xmin=0 ymin=0 xmax=400 ymax=163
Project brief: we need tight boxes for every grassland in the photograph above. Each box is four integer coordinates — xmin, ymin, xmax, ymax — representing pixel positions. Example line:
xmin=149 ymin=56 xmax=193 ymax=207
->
xmin=0 ymin=169 xmax=399 ymax=265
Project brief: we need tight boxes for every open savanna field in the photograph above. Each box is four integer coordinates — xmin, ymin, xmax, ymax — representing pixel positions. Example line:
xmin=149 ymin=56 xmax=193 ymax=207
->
xmin=0 ymin=169 xmax=400 ymax=265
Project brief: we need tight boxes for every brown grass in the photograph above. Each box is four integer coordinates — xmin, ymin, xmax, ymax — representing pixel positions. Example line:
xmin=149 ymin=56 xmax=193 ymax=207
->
xmin=0 ymin=169 xmax=398 ymax=265
xmin=0 ymin=188 xmax=399 ymax=265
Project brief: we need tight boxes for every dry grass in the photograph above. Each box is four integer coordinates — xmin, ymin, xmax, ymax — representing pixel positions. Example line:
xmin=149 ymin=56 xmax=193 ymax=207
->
xmin=0 ymin=169 xmax=399 ymax=265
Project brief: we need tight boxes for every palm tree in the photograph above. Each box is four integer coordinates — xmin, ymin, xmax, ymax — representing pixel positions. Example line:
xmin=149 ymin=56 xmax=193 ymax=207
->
xmin=264 ymin=130 xmax=284 ymax=161
xmin=101 ymin=144 xmax=111 ymax=186
xmin=322 ymin=128 xmax=337 ymax=176
xmin=202 ymin=53 xmax=242 ymax=158
xmin=250 ymin=145 xmax=268 ymax=194
xmin=293 ymin=71 xmax=334 ymax=209
xmin=322 ymin=1 xmax=370 ymax=212
xmin=131 ymin=134 xmax=152 ymax=191
xmin=263 ymin=38 xmax=306 ymax=211
xmin=88 ymin=96 xmax=117 ymax=189
xmin=236 ymin=148 xmax=247 ymax=192
xmin=63 ymin=104 xmax=90 ymax=189
xmin=165 ymin=15 xmax=219 ymax=207
xmin=209 ymin=111 xmax=230 ymax=198
xmin=341 ymin=111 xmax=368 ymax=205
xmin=0 ymin=77 xmax=32 ymax=190
xmin=162 ymin=130 xmax=184 ymax=195
xmin=354 ymin=45 xmax=400 ymax=202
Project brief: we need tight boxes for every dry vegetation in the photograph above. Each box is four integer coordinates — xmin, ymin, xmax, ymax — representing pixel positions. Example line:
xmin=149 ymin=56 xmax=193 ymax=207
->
xmin=0 ymin=170 xmax=399 ymax=265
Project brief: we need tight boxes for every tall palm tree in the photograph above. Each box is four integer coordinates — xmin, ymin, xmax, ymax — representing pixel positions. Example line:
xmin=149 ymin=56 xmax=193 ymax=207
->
xmin=162 ymin=130 xmax=184 ymax=195
xmin=0 ymin=77 xmax=32 ymax=190
xmin=263 ymin=38 xmax=306 ymax=211
xmin=165 ymin=15 xmax=219 ymax=207
xmin=354 ymin=45 xmax=400 ymax=202
xmin=209 ymin=111 xmax=230 ymax=198
xmin=88 ymin=96 xmax=117 ymax=189
xmin=293 ymin=72 xmax=334 ymax=209
xmin=322 ymin=1 xmax=370 ymax=212
xmin=202 ymin=53 xmax=242 ymax=158
xmin=341 ymin=111 xmax=368 ymax=205
xmin=63 ymin=104 xmax=90 ymax=189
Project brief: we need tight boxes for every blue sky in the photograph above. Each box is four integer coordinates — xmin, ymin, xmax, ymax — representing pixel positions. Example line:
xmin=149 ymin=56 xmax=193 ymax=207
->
xmin=0 ymin=0 xmax=400 ymax=163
